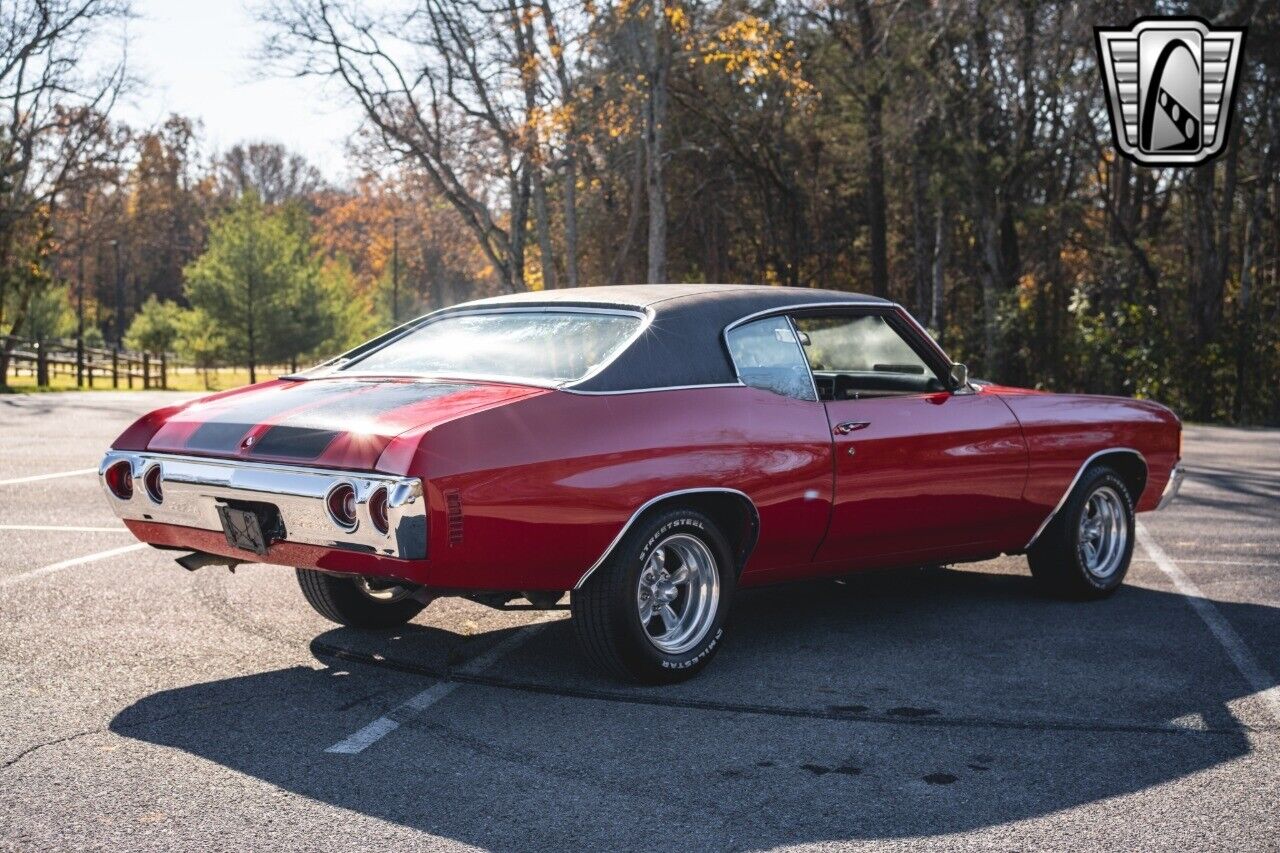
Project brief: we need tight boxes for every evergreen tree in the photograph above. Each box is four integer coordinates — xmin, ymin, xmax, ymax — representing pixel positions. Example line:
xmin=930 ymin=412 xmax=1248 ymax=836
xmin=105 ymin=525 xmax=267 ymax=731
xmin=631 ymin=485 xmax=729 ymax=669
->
xmin=183 ymin=193 xmax=311 ymax=382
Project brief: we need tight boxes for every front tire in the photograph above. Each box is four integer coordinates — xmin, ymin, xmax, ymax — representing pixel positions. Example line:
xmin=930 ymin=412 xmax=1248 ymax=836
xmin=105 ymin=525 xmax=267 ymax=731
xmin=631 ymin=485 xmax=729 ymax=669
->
xmin=1028 ymin=466 xmax=1135 ymax=599
xmin=571 ymin=508 xmax=735 ymax=684
xmin=296 ymin=568 xmax=426 ymax=628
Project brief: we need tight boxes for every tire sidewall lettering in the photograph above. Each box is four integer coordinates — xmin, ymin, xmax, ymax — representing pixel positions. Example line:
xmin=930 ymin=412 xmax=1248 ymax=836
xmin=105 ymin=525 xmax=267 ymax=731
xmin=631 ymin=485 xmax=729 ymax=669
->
xmin=662 ymin=628 xmax=722 ymax=669
xmin=638 ymin=517 xmax=706 ymax=564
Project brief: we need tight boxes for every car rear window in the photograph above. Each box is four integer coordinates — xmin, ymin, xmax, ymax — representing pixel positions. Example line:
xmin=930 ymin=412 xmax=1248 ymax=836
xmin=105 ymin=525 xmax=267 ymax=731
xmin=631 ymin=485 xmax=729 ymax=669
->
xmin=338 ymin=311 xmax=643 ymax=385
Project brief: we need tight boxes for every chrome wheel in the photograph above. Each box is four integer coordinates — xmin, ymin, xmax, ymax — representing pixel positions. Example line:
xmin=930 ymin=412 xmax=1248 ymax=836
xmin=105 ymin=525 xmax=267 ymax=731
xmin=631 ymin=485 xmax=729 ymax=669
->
xmin=636 ymin=533 xmax=720 ymax=655
xmin=1079 ymin=486 xmax=1127 ymax=579
xmin=355 ymin=576 xmax=413 ymax=603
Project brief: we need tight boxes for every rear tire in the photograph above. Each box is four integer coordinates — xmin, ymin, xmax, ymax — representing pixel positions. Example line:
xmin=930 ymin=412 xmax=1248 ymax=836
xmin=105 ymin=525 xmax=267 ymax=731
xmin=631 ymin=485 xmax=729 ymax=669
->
xmin=1028 ymin=466 xmax=1135 ymax=600
xmin=295 ymin=568 xmax=426 ymax=628
xmin=571 ymin=508 xmax=735 ymax=684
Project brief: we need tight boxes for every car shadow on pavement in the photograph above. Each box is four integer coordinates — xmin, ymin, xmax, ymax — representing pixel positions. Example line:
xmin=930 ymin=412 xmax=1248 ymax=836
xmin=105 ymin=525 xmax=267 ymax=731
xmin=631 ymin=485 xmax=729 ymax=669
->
xmin=110 ymin=568 xmax=1279 ymax=848
xmin=1175 ymin=465 xmax=1280 ymax=520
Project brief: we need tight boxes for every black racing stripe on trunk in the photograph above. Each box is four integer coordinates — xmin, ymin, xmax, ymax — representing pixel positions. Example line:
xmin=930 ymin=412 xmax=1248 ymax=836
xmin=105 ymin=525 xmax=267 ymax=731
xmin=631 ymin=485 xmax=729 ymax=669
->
xmin=181 ymin=380 xmax=469 ymax=455
xmin=250 ymin=426 xmax=340 ymax=459
xmin=183 ymin=382 xmax=368 ymax=453
xmin=187 ymin=421 xmax=255 ymax=454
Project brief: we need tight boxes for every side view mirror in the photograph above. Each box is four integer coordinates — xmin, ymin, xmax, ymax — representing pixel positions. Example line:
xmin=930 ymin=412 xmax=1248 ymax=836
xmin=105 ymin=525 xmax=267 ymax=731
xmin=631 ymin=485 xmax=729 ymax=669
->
xmin=948 ymin=362 xmax=969 ymax=390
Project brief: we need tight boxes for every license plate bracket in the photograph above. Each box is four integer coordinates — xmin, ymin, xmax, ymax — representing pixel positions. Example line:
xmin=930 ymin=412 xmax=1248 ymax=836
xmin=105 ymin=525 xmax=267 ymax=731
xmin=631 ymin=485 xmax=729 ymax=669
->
xmin=216 ymin=503 xmax=282 ymax=556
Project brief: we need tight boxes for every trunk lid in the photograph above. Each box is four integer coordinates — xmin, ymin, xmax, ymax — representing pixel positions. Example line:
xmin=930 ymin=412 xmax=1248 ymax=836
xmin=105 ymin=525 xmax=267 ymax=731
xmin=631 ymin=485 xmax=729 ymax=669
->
xmin=146 ymin=377 xmax=544 ymax=471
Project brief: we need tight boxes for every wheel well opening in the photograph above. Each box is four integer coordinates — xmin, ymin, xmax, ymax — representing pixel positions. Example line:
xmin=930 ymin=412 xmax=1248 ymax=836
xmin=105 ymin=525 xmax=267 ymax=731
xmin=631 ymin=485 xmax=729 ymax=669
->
xmin=640 ymin=491 xmax=760 ymax=576
xmin=1092 ymin=451 xmax=1148 ymax=503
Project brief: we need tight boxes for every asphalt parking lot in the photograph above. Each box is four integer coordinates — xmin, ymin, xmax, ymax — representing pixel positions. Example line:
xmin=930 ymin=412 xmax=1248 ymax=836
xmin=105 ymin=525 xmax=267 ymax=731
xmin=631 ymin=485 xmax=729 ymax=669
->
xmin=1 ymin=391 xmax=1277 ymax=851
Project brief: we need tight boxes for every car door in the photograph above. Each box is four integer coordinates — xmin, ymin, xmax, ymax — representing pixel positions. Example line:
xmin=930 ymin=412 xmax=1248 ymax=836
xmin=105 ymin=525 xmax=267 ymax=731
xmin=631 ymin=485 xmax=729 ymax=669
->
xmin=793 ymin=308 xmax=1031 ymax=570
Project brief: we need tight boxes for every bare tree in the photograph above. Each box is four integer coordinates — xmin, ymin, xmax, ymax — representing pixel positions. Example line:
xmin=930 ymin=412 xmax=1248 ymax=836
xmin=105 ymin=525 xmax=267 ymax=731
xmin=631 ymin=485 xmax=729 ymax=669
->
xmin=262 ymin=0 xmax=560 ymax=292
xmin=216 ymin=141 xmax=327 ymax=206
xmin=0 ymin=0 xmax=130 ymax=383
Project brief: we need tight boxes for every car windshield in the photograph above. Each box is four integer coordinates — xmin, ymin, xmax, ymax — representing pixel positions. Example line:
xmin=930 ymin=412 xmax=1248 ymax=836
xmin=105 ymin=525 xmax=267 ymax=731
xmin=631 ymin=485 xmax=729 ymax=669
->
xmin=337 ymin=310 xmax=643 ymax=385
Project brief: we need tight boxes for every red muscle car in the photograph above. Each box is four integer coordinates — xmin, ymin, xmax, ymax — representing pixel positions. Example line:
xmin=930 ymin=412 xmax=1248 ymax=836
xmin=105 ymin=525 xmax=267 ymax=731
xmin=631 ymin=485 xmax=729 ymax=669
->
xmin=100 ymin=285 xmax=1184 ymax=682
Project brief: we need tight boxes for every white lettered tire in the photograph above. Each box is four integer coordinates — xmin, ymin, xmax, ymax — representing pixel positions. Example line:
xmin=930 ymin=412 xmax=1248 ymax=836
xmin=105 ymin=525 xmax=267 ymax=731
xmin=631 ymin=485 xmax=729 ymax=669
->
xmin=571 ymin=508 xmax=735 ymax=683
xmin=1028 ymin=466 xmax=1135 ymax=599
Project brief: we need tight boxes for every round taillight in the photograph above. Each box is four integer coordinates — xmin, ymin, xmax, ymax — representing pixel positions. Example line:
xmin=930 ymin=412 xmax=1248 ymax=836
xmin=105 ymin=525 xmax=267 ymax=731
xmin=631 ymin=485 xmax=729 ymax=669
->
xmin=143 ymin=465 xmax=164 ymax=504
xmin=105 ymin=461 xmax=134 ymax=500
xmin=327 ymin=483 xmax=358 ymax=529
xmin=368 ymin=487 xmax=389 ymax=534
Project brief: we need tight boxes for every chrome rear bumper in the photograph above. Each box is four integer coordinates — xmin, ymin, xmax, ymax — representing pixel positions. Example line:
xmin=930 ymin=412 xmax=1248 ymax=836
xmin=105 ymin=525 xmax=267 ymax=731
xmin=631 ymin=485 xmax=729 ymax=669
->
xmin=1156 ymin=462 xmax=1185 ymax=510
xmin=99 ymin=451 xmax=426 ymax=559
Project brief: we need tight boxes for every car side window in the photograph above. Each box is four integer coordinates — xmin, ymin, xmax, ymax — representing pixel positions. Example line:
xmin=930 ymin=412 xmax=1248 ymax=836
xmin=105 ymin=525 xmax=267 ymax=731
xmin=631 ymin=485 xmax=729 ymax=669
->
xmin=792 ymin=313 xmax=945 ymax=400
xmin=725 ymin=316 xmax=817 ymax=401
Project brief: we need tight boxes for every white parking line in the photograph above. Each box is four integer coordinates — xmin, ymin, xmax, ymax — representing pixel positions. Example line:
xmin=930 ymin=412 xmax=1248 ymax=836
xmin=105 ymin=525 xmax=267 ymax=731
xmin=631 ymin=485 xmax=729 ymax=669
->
xmin=1137 ymin=521 xmax=1280 ymax=724
xmin=0 ymin=468 xmax=97 ymax=486
xmin=0 ymin=525 xmax=129 ymax=533
xmin=0 ymin=543 xmax=147 ymax=589
xmin=326 ymin=621 xmax=552 ymax=755
xmin=1133 ymin=557 xmax=1280 ymax=568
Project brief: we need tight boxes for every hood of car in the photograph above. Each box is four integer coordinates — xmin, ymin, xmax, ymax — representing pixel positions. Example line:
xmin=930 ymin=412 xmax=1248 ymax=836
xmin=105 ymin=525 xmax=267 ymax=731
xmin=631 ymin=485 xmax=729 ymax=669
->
xmin=144 ymin=377 xmax=545 ymax=470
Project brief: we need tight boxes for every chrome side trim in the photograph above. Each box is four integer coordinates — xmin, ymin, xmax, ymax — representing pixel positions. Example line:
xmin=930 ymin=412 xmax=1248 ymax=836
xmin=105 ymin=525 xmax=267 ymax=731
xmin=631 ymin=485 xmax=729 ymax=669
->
xmin=572 ymin=487 xmax=758 ymax=590
xmin=1156 ymin=461 xmax=1185 ymax=510
xmin=99 ymin=451 xmax=427 ymax=559
xmin=560 ymin=382 xmax=745 ymax=396
xmin=1023 ymin=447 xmax=1147 ymax=550
xmin=721 ymin=299 xmax=890 ymax=336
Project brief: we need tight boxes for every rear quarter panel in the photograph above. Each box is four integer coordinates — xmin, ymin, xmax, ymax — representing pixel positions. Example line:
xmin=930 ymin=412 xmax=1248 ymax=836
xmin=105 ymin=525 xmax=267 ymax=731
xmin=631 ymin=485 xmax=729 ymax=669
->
xmin=383 ymin=386 xmax=834 ymax=591
xmin=996 ymin=389 xmax=1181 ymax=517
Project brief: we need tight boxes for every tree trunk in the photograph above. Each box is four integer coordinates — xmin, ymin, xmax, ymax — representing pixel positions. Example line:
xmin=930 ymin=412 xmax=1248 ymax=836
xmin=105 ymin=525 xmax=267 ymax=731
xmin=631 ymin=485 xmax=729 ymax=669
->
xmin=1235 ymin=87 xmax=1277 ymax=421
xmin=645 ymin=0 xmax=669 ymax=284
xmin=975 ymin=199 xmax=1005 ymax=377
xmin=910 ymin=132 xmax=933 ymax=317
xmin=0 ymin=236 xmax=10 ymax=389
xmin=563 ymin=154 xmax=580 ymax=287
xmin=1190 ymin=167 xmax=1226 ymax=349
xmin=508 ymin=168 xmax=530 ymax=291
xmin=611 ymin=138 xmax=647 ymax=284
xmin=535 ymin=0 xmax=580 ymax=288
xmin=531 ymin=167 xmax=557 ymax=290
xmin=931 ymin=199 xmax=948 ymax=341
xmin=247 ymin=337 xmax=256 ymax=384
xmin=247 ymin=266 xmax=257 ymax=385
xmin=857 ymin=2 xmax=888 ymax=298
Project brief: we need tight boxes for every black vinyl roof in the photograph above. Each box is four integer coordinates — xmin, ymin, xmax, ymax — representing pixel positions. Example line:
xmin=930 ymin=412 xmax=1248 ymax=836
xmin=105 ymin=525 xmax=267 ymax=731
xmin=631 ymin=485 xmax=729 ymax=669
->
xmin=441 ymin=284 xmax=889 ymax=392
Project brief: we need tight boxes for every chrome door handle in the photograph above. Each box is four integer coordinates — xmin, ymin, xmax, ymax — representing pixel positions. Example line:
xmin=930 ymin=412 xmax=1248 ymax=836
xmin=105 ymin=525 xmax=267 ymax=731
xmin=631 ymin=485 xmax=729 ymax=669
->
xmin=833 ymin=421 xmax=870 ymax=435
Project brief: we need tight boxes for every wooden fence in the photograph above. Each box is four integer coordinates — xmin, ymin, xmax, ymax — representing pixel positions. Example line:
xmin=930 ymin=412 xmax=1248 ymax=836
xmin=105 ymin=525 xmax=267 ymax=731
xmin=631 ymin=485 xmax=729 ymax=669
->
xmin=1 ymin=335 xmax=180 ymax=390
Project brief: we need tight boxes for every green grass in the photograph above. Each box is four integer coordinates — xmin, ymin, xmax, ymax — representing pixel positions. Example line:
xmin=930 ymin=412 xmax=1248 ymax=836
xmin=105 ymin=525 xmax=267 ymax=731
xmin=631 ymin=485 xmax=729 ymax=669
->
xmin=2 ymin=366 xmax=271 ymax=394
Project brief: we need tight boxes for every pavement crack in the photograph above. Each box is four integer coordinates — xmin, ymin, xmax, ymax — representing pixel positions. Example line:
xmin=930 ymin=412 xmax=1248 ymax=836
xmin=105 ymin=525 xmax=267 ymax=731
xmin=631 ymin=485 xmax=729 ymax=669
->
xmin=2 ymin=728 xmax=103 ymax=770
xmin=3 ymin=688 xmax=309 ymax=771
